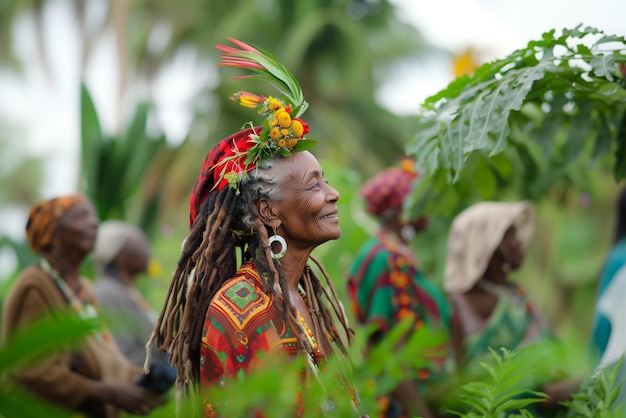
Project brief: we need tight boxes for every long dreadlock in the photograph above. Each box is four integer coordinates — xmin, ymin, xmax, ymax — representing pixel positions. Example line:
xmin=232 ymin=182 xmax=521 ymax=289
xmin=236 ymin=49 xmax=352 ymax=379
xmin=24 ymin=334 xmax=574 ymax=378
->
xmin=148 ymin=157 xmax=354 ymax=392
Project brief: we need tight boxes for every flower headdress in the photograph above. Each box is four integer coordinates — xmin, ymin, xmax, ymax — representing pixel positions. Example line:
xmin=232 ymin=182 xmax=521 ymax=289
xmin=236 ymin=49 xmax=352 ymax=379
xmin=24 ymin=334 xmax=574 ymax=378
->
xmin=188 ymin=38 xmax=315 ymax=226
xmin=214 ymin=38 xmax=316 ymax=189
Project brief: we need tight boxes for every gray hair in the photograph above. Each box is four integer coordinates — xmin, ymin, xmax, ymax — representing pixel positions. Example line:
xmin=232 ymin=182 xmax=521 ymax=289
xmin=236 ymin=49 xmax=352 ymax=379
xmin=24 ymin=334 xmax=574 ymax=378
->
xmin=237 ymin=157 xmax=287 ymax=228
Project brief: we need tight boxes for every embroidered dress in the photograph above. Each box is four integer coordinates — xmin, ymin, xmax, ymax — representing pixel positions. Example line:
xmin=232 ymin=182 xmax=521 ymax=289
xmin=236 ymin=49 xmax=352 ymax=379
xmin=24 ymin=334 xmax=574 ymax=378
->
xmin=347 ymin=230 xmax=452 ymax=417
xmin=200 ymin=262 xmax=312 ymax=417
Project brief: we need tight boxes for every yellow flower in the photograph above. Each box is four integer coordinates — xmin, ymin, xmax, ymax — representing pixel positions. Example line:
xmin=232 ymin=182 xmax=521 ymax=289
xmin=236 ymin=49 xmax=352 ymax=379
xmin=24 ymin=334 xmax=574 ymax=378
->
xmin=270 ymin=128 xmax=281 ymax=140
xmin=268 ymin=97 xmax=282 ymax=111
xmin=278 ymin=139 xmax=286 ymax=147
xmin=231 ymin=91 xmax=264 ymax=109
xmin=240 ymin=97 xmax=260 ymax=108
xmin=148 ymin=259 xmax=162 ymax=278
xmin=291 ymin=120 xmax=304 ymax=137
xmin=287 ymin=138 xmax=298 ymax=149
xmin=277 ymin=111 xmax=291 ymax=128
xmin=270 ymin=119 xmax=279 ymax=127
xmin=400 ymin=157 xmax=416 ymax=174
xmin=281 ymin=128 xmax=290 ymax=136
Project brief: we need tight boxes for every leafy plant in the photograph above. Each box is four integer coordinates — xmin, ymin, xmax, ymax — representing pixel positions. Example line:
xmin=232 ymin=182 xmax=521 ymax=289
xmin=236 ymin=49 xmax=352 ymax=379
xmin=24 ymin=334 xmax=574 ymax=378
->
xmin=449 ymin=347 xmax=549 ymax=418
xmin=0 ymin=311 xmax=101 ymax=418
xmin=563 ymin=358 xmax=625 ymax=418
xmin=80 ymin=84 xmax=180 ymax=238
xmin=405 ymin=26 xmax=626 ymax=218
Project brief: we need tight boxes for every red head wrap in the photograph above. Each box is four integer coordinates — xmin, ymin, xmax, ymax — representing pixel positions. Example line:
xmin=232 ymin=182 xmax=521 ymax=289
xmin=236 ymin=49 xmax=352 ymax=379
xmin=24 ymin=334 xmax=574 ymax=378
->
xmin=360 ymin=159 xmax=419 ymax=217
xmin=189 ymin=127 xmax=259 ymax=227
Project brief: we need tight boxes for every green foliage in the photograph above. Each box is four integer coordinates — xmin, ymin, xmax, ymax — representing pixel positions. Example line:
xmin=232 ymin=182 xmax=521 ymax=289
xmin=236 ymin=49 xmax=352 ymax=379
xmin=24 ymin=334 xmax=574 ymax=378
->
xmin=405 ymin=26 xmax=626 ymax=218
xmin=134 ymin=0 xmax=427 ymax=174
xmin=79 ymin=84 xmax=180 ymax=237
xmin=449 ymin=348 xmax=549 ymax=418
xmin=0 ymin=311 xmax=101 ymax=418
xmin=563 ymin=359 xmax=626 ymax=418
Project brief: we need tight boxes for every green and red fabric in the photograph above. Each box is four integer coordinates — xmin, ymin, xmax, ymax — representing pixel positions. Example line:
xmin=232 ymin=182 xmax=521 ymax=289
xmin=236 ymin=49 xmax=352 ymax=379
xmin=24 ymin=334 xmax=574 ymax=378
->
xmin=348 ymin=230 xmax=452 ymax=417
xmin=189 ymin=128 xmax=259 ymax=227
xmin=348 ymin=231 xmax=450 ymax=335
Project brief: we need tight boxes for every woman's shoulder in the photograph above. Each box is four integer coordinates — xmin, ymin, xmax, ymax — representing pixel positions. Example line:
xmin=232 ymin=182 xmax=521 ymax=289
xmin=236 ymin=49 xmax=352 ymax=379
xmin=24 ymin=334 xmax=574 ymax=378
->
xmin=5 ymin=264 xmax=52 ymax=298
xmin=354 ymin=236 xmax=394 ymax=262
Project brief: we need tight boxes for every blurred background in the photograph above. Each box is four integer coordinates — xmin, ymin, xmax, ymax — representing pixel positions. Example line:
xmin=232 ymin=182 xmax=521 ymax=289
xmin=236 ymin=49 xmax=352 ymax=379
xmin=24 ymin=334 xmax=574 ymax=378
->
xmin=1 ymin=0 xmax=625 ymax=399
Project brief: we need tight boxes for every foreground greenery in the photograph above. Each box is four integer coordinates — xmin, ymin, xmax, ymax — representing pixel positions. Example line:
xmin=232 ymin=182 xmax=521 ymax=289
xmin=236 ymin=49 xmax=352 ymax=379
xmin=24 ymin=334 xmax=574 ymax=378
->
xmin=1 ymin=312 xmax=624 ymax=417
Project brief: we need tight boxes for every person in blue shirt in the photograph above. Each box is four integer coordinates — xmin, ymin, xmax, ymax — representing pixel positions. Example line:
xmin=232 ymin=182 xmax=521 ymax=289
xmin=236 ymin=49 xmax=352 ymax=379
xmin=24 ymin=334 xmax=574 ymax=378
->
xmin=592 ymin=187 xmax=626 ymax=367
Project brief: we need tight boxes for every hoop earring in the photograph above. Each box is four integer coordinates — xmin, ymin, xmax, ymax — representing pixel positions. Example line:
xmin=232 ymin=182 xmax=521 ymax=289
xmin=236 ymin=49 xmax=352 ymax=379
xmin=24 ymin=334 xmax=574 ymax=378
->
xmin=268 ymin=227 xmax=287 ymax=259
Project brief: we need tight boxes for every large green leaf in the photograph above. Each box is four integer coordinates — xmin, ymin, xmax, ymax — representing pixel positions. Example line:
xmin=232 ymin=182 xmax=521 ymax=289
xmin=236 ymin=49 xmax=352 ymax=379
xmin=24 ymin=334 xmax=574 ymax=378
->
xmin=79 ymin=83 xmax=104 ymax=198
xmin=0 ymin=310 xmax=99 ymax=373
xmin=406 ymin=26 xmax=626 ymax=216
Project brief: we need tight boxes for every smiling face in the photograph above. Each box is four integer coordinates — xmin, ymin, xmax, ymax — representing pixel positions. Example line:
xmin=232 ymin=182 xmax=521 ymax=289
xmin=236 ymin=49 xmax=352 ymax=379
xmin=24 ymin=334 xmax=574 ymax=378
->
xmin=54 ymin=202 xmax=100 ymax=255
xmin=271 ymin=151 xmax=341 ymax=251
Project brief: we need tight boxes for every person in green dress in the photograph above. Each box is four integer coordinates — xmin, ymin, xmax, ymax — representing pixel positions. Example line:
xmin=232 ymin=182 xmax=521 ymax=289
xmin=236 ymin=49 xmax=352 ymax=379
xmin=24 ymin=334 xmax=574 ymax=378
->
xmin=444 ymin=201 xmax=579 ymax=412
xmin=347 ymin=158 xmax=461 ymax=418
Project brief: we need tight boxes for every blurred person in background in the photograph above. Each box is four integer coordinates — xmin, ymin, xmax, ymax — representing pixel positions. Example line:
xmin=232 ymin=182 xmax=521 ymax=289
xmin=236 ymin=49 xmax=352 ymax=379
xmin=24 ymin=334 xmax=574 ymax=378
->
xmin=1 ymin=193 xmax=161 ymax=418
xmin=590 ymin=187 xmax=626 ymax=405
xmin=93 ymin=220 xmax=162 ymax=366
xmin=93 ymin=220 xmax=175 ymax=396
xmin=347 ymin=158 xmax=462 ymax=418
xmin=444 ymin=201 xmax=578 ymax=411
xmin=591 ymin=187 xmax=626 ymax=368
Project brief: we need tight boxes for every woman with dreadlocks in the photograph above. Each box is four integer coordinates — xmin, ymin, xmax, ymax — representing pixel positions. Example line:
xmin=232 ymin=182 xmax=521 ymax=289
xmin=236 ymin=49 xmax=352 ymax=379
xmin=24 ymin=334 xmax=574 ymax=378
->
xmin=148 ymin=38 xmax=357 ymax=417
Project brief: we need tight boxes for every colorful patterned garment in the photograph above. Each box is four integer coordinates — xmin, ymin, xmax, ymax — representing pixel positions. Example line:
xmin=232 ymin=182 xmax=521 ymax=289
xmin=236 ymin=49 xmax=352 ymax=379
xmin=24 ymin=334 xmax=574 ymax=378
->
xmin=200 ymin=262 xmax=301 ymax=416
xmin=347 ymin=230 xmax=453 ymax=418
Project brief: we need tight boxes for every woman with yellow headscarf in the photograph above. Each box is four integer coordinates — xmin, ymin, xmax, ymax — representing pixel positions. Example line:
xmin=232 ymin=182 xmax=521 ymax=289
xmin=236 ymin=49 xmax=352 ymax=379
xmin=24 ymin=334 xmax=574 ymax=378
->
xmin=2 ymin=194 xmax=162 ymax=418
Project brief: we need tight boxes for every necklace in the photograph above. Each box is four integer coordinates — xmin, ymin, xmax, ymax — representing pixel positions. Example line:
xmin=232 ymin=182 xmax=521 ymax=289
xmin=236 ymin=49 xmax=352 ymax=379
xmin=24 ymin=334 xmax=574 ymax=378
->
xmin=297 ymin=310 xmax=322 ymax=365
xmin=40 ymin=259 xmax=111 ymax=344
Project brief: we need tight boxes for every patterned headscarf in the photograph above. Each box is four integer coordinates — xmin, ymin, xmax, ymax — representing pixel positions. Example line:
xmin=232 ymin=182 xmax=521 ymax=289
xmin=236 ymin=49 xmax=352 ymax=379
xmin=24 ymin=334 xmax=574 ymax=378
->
xmin=26 ymin=193 xmax=90 ymax=254
xmin=189 ymin=127 xmax=259 ymax=227
xmin=443 ymin=201 xmax=535 ymax=293
xmin=360 ymin=158 xmax=418 ymax=217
